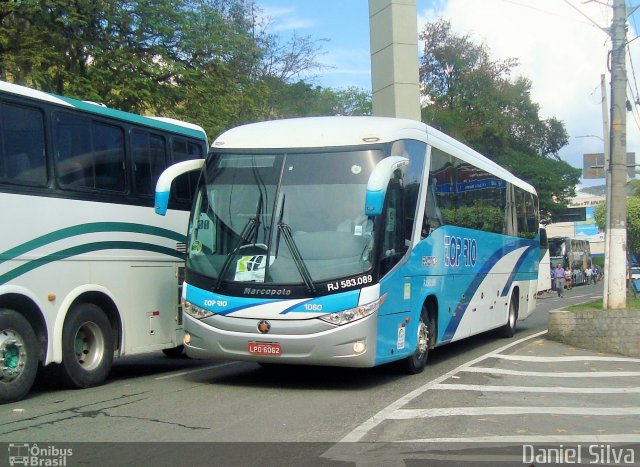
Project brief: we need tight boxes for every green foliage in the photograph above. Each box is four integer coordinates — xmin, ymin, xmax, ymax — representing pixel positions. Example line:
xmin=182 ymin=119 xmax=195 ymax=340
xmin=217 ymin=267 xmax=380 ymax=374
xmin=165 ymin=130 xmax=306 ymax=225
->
xmin=595 ymin=198 xmax=640 ymax=258
xmin=441 ymin=204 xmax=503 ymax=233
xmin=419 ymin=19 xmax=577 ymax=222
xmin=493 ymin=150 xmax=581 ymax=224
xmin=565 ymin=297 xmax=640 ymax=311
xmin=0 ymin=0 xmax=371 ymax=140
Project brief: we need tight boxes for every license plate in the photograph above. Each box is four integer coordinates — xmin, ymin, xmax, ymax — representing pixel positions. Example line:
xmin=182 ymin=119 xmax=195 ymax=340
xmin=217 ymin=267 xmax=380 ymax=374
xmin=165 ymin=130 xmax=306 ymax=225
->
xmin=248 ymin=342 xmax=281 ymax=356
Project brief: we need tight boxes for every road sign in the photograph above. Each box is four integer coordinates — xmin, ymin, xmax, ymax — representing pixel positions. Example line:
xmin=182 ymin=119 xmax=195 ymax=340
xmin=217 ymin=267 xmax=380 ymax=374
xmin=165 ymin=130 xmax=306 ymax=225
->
xmin=583 ymin=152 xmax=636 ymax=179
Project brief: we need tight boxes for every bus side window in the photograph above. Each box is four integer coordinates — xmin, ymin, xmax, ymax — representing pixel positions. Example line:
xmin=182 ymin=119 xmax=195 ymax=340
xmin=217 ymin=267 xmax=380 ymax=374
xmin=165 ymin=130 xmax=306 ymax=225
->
xmin=422 ymin=179 xmax=442 ymax=238
xmin=380 ymin=173 xmax=406 ymax=275
xmin=0 ymin=102 xmax=47 ymax=185
xmin=132 ymin=130 xmax=166 ymax=197
xmin=172 ymin=139 xmax=202 ymax=202
xmin=55 ymin=114 xmax=125 ymax=192
xmin=92 ymin=122 xmax=125 ymax=191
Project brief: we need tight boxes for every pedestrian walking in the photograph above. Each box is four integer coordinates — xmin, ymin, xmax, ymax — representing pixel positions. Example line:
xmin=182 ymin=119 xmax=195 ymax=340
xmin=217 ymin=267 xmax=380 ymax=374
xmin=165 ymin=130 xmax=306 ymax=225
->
xmin=554 ymin=263 xmax=566 ymax=297
xmin=585 ymin=266 xmax=593 ymax=285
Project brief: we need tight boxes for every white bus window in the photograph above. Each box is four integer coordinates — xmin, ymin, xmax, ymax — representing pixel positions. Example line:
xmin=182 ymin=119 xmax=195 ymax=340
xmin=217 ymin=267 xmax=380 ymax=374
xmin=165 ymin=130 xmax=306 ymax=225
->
xmin=0 ymin=102 xmax=46 ymax=185
xmin=172 ymin=138 xmax=202 ymax=201
xmin=55 ymin=114 xmax=125 ymax=192
xmin=132 ymin=130 xmax=166 ymax=196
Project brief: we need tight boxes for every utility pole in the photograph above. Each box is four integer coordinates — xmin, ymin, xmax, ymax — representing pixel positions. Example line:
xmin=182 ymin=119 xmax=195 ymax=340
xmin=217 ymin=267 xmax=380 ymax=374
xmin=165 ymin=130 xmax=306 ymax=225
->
xmin=607 ymin=0 xmax=628 ymax=309
xmin=601 ymin=74 xmax=612 ymax=308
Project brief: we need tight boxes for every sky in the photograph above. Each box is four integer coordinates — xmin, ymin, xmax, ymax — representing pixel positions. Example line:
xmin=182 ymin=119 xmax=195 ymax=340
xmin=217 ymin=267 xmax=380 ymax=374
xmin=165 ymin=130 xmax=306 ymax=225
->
xmin=254 ymin=0 xmax=640 ymax=189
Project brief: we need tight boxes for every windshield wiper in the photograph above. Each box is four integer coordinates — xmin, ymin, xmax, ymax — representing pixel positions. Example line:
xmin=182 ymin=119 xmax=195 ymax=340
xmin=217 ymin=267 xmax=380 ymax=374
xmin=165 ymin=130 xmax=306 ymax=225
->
xmin=215 ymin=195 xmax=263 ymax=290
xmin=278 ymin=223 xmax=317 ymax=294
xmin=276 ymin=195 xmax=317 ymax=294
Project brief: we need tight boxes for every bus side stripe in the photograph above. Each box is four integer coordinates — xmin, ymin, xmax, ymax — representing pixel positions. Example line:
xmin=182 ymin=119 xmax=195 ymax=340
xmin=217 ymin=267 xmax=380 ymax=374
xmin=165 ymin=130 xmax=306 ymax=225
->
xmin=0 ymin=222 xmax=185 ymax=264
xmin=0 ymin=241 xmax=182 ymax=285
xmin=500 ymin=244 xmax=538 ymax=297
xmin=441 ymin=241 xmax=534 ymax=342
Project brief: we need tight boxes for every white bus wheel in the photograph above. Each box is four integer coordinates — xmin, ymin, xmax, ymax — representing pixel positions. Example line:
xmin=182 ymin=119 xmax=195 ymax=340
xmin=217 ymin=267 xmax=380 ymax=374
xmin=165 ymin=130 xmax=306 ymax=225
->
xmin=61 ymin=303 xmax=114 ymax=389
xmin=0 ymin=309 xmax=39 ymax=404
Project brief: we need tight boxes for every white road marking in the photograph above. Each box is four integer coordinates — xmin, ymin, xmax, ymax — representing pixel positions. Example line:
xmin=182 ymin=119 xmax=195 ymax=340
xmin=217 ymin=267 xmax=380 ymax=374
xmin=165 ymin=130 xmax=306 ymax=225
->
xmin=339 ymin=330 xmax=548 ymax=442
xmin=432 ymin=383 xmax=640 ymax=393
xmin=461 ymin=367 xmax=640 ymax=377
xmin=493 ymin=354 xmax=640 ymax=363
xmin=390 ymin=406 xmax=640 ymax=419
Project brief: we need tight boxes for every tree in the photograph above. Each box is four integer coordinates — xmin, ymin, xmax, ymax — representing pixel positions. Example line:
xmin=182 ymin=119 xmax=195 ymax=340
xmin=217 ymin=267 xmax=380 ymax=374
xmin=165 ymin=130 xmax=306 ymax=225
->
xmin=0 ymin=0 xmax=343 ymax=139
xmin=595 ymin=197 xmax=640 ymax=258
xmin=419 ymin=19 xmax=580 ymax=222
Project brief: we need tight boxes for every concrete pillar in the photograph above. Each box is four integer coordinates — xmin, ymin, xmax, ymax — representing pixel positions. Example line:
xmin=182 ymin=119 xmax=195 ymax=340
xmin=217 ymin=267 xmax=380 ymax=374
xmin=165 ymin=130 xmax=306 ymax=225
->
xmin=369 ymin=0 xmax=421 ymax=120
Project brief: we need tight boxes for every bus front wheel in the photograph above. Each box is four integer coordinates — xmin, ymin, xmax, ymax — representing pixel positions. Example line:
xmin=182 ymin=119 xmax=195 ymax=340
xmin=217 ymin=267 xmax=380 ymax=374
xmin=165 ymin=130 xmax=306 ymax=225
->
xmin=61 ymin=303 xmax=114 ymax=389
xmin=401 ymin=306 xmax=431 ymax=374
xmin=0 ymin=309 xmax=39 ymax=404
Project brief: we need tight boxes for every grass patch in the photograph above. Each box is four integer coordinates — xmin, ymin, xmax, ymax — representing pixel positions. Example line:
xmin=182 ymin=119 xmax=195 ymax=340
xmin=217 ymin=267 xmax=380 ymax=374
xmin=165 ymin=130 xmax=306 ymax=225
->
xmin=564 ymin=296 xmax=640 ymax=311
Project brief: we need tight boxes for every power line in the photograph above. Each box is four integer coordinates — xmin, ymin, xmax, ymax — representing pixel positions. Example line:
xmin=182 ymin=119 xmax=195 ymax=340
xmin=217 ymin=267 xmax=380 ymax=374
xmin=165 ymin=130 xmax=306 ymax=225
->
xmin=626 ymin=4 xmax=640 ymax=132
xmin=562 ymin=0 xmax=610 ymax=32
xmin=627 ymin=83 xmax=640 ymax=131
xmin=495 ymin=0 xmax=604 ymax=28
xmin=627 ymin=43 xmax=640 ymax=102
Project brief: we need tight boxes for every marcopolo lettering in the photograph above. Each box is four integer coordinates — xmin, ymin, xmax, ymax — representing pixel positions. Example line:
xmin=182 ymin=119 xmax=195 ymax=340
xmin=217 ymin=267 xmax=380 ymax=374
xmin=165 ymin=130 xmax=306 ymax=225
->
xmin=243 ymin=288 xmax=292 ymax=296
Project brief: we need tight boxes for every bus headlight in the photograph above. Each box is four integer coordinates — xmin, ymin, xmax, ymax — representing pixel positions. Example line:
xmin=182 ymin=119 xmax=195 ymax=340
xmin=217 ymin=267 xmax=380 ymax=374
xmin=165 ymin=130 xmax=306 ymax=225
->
xmin=318 ymin=294 xmax=386 ymax=326
xmin=183 ymin=300 xmax=214 ymax=320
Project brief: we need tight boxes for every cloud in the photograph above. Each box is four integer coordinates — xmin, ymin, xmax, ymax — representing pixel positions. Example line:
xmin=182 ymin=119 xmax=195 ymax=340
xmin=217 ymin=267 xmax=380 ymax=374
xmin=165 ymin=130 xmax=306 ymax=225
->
xmin=298 ymin=46 xmax=372 ymax=89
xmin=259 ymin=5 xmax=315 ymax=32
xmin=418 ymin=0 xmax=640 ymax=187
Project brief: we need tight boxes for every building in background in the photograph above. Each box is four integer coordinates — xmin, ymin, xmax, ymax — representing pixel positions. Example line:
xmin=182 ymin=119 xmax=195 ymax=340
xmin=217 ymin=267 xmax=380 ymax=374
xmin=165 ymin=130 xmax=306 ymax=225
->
xmin=544 ymin=190 xmax=605 ymax=263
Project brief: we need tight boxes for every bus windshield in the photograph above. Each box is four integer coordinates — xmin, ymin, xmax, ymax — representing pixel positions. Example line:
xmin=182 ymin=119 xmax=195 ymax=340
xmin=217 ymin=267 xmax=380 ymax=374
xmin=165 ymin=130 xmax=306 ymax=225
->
xmin=187 ymin=148 xmax=383 ymax=286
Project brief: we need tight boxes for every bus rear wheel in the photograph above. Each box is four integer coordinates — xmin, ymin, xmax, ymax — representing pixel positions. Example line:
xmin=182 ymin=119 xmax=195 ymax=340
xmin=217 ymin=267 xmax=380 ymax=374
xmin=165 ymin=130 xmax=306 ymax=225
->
xmin=401 ymin=306 xmax=431 ymax=374
xmin=499 ymin=293 xmax=518 ymax=338
xmin=61 ymin=303 xmax=114 ymax=389
xmin=0 ymin=309 xmax=39 ymax=404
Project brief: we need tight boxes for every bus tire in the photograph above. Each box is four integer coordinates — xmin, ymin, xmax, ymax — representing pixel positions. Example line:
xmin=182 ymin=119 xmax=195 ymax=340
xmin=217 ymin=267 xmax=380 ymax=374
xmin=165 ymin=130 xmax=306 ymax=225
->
xmin=499 ymin=293 xmax=518 ymax=338
xmin=60 ymin=303 xmax=114 ymax=389
xmin=401 ymin=306 xmax=431 ymax=374
xmin=0 ymin=309 xmax=39 ymax=404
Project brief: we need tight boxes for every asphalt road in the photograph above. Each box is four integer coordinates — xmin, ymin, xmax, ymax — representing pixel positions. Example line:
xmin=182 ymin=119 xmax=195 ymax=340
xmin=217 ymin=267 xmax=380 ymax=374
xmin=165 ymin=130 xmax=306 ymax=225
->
xmin=0 ymin=283 xmax=604 ymax=443
xmin=5 ymin=281 xmax=634 ymax=466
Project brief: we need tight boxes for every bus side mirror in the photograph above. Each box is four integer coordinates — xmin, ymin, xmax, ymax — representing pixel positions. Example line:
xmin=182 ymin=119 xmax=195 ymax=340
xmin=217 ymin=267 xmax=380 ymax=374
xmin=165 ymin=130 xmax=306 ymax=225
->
xmin=155 ymin=159 xmax=205 ymax=215
xmin=364 ymin=156 xmax=409 ymax=216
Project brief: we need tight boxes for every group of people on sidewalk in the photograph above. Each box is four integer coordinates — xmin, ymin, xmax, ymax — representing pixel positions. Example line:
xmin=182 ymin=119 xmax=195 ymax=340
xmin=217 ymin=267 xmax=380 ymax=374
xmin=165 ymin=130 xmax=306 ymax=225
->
xmin=552 ymin=263 xmax=600 ymax=298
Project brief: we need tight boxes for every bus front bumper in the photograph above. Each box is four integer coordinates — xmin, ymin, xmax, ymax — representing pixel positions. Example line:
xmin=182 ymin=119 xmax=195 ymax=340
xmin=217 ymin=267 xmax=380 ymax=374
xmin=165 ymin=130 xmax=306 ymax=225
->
xmin=182 ymin=312 xmax=378 ymax=367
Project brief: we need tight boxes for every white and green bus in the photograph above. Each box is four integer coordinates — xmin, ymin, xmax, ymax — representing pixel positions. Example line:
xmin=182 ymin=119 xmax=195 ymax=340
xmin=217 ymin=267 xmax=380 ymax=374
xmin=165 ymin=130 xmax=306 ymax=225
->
xmin=0 ymin=80 xmax=207 ymax=403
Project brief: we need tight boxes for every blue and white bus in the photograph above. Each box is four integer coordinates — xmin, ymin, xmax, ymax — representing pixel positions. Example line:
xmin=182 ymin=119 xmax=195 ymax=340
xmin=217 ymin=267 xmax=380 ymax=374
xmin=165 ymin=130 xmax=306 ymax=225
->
xmin=155 ymin=117 xmax=539 ymax=373
xmin=0 ymin=80 xmax=207 ymax=403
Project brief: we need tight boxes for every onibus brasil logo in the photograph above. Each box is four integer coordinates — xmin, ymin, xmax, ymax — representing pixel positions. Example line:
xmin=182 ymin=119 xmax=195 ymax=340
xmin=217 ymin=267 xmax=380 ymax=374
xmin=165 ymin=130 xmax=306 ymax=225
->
xmin=8 ymin=443 xmax=73 ymax=466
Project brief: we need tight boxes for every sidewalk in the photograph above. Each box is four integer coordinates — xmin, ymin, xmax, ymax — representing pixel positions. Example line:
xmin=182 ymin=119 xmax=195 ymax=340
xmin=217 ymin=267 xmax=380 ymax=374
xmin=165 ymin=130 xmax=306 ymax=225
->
xmin=323 ymin=332 xmax=640 ymax=465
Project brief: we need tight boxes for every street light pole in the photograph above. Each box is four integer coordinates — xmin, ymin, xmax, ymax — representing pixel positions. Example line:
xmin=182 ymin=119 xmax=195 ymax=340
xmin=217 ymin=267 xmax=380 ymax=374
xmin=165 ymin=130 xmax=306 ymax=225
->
xmin=607 ymin=0 xmax=628 ymax=309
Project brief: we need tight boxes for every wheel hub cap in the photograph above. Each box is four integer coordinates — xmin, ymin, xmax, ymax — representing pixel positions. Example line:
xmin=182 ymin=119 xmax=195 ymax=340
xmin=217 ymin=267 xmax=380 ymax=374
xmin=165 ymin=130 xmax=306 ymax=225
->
xmin=0 ymin=330 xmax=26 ymax=381
xmin=417 ymin=322 xmax=429 ymax=355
